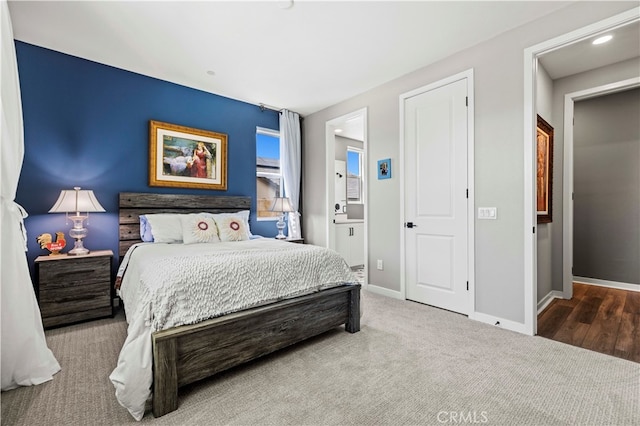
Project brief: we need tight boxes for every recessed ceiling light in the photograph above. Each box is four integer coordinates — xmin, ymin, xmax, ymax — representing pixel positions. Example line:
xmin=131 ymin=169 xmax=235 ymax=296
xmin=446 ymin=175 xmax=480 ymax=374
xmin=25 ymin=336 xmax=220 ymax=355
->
xmin=335 ymin=128 xmax=343 ymax=133
xmin=278 ymin=0 xmax=294 ymax=9
xmin=206 ymin=70 xmax=216 ymax=76
xmin=592 ymin=35 xmax=613 ymax=45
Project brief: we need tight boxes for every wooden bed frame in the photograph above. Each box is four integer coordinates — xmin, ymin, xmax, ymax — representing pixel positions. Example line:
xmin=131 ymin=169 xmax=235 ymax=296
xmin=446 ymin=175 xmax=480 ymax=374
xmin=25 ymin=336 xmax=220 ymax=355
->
xmin=118 ymin=192 xmax=361 ymax=417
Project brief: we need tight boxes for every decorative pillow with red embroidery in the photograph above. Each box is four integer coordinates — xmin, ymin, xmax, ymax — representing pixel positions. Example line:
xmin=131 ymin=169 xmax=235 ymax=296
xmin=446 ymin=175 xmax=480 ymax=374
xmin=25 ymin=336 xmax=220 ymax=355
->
xmin=180 ymin=214 xmax=220 ymax=244
xmin=215 ymin=215 xmax=250 ymax=242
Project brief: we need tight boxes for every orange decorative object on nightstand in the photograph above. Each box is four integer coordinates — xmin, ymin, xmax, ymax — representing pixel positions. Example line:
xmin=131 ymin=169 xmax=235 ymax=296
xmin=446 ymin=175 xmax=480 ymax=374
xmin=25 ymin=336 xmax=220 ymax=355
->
xmin=36 ymin=231 xmax=67 ymax=255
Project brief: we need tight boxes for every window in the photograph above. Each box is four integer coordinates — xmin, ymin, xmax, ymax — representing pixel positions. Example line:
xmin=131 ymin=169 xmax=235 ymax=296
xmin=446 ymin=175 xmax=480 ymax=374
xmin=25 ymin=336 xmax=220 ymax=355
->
xmin=256 ymin=127 xmax=282 ymax=220
xmin=346 ymin=148 xmax=363 ymax=204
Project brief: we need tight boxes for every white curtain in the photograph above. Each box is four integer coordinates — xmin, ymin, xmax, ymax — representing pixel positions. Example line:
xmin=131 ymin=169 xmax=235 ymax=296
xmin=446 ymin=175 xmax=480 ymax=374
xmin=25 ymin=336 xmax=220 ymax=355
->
xmin=280 ymin=110 xmax=301 ymax=239
xmin=1 ymin=0 xmax=60 ymax=390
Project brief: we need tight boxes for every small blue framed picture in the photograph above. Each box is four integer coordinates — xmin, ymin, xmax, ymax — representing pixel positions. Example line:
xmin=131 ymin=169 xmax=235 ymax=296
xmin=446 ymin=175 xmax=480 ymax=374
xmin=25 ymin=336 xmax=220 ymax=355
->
xmin=377 ymin=158 xmax=391 ymax=179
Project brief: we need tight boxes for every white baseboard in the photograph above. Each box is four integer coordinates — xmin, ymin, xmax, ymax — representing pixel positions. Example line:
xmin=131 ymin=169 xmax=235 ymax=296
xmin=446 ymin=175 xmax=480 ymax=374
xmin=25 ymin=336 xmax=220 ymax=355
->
xmin=574 ymin=276 xmax=640 ymax=292
xmin=537 ymin=290 xmax=563 ymax=314
xmin=365 ymin=284 xmax=404 ymax=300
xmin=470 ymin=312 xmax=530 ymax=335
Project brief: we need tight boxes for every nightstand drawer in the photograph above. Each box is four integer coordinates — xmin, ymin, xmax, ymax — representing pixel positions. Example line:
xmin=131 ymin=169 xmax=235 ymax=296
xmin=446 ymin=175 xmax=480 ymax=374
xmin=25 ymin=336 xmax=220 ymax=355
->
xmin=42 ymin=306 xmax=113 ymax=329
xmin=35 ymin=250 xmax=113 ymax=328
xmin=39 ymin=281 xmax=110 ymax=317
xmin=38 ymin=256 xmax=110 ymax=287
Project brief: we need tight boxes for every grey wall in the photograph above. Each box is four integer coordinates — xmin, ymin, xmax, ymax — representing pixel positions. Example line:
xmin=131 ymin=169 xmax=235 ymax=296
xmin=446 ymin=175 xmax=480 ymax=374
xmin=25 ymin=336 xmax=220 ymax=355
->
xmin=335 ymin=135 xmax=363 ymax=161
xmin=536 ymin=64 xmax=554 ymax=303
xmin=573 ymin=88 xmax=640 ymax=285
xmin=550 ymin=57 xmax=640 ymax=293
xmin=301 ymin=2 xmax=636 ymax=325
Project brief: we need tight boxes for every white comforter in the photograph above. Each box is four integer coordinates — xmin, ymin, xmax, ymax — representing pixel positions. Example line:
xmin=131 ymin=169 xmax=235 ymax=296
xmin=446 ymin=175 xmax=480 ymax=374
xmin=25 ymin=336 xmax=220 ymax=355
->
xmin=109 ymin=239 xmax=355 ymax=420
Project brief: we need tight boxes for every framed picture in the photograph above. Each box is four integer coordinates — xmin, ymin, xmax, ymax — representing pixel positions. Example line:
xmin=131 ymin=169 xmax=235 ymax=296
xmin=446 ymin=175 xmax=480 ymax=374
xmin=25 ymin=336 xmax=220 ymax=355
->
xmin=536 ymin=115 xmax=553 ymax=224
xmin=149 ymin=120 xmax=227 ymax=190
xmin=377 ymin=158 xmax=392 ymax=180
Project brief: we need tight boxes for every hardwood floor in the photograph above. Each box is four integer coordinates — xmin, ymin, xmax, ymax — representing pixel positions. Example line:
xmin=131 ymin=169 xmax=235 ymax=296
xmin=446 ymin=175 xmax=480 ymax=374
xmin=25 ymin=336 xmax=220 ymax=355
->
xmin=538 ymin=283 xmax=640 ymax=363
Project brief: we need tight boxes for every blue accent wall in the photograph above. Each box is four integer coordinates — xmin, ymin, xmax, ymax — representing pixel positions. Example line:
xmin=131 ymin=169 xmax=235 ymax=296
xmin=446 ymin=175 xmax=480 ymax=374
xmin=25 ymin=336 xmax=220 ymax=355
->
xmin=15 ymin=42 xmax=280 ymax=276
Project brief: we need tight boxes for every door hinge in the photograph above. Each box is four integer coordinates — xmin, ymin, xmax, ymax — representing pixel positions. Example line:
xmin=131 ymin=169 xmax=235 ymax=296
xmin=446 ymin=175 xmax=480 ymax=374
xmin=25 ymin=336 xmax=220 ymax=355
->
xmin=465 ymin=96 xmax=468 ymax=107
xmin=533 ymin=227 xmax=536 ymax=234
xmin=466 ymin=281 xmax=469 ymax=291
xmin=466 ymin=189 xmax=468 ymax=199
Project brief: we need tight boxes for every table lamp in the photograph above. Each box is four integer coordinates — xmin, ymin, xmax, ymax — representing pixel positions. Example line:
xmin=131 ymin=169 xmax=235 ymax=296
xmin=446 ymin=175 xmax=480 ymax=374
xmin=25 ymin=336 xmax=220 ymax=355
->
xmin=49 ymin=187 xmax=105 ymax=255
xmin=269 ymin=197 xmax=294 ymax=239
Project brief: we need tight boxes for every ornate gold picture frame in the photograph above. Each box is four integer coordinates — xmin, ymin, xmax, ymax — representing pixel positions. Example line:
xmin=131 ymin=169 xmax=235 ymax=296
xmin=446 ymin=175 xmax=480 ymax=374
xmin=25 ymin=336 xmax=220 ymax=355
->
xmin=536 ymin=115 xmax=553 ymax=224
xmin=149 ymin=120 xmax=227 ymax=190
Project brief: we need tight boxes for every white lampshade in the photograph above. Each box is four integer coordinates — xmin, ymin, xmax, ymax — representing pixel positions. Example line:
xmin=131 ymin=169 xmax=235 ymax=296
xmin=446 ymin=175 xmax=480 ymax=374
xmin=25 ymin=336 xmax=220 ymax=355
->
xmin=49 ymin=187 xmax=105 ymax=214
xmin=270 ymin=197 xmax=294 ymax=213
xmin=48 ymin=187 xmax=105 ymax=255
xmin=270 ymin=197 xmax=293 ymax=240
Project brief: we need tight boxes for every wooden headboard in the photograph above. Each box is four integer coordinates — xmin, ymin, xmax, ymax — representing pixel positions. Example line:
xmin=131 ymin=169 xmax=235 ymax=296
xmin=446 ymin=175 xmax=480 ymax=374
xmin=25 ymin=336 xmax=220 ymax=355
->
xmin=118 ymin=192 xmax=251 ymax=258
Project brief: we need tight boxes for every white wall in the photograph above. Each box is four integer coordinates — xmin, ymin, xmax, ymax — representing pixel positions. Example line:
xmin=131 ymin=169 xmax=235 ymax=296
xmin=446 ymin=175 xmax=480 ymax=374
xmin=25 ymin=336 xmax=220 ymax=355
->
xmin=302 ymin=2 xmax=636 ymax=325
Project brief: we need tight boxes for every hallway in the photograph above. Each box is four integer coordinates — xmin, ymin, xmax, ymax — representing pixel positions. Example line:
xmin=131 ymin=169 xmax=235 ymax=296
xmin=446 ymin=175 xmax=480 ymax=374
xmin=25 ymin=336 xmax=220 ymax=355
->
xmin=538 ymin=283 xmax=640 ymax=363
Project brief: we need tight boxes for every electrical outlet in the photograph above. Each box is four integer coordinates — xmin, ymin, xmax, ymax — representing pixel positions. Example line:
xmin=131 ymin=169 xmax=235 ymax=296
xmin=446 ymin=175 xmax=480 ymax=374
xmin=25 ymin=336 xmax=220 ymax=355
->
xmin=377 ymin=259 xmax=384 ymax=270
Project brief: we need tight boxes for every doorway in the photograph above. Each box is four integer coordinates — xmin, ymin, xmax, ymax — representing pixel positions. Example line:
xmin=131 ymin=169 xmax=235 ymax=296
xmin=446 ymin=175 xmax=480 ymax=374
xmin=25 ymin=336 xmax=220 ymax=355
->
xmin=563 ymin=80 xmax=639 ymax=295
xmin=524 ymin=8 xmax=640 ymax=335
xmin=325 ymin=108 xmax=368 ymax=286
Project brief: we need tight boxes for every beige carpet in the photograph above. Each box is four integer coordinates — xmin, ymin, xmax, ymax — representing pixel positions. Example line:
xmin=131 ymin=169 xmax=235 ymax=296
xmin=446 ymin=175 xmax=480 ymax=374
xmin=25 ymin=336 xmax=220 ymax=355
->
xmin=2 ymin=290 xmax=639 ymax=425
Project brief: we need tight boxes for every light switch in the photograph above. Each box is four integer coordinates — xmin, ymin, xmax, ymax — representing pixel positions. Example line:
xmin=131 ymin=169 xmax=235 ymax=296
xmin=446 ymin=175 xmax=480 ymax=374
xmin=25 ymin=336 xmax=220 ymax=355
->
xmin=478 ymin=207 xmax=497 ymax=219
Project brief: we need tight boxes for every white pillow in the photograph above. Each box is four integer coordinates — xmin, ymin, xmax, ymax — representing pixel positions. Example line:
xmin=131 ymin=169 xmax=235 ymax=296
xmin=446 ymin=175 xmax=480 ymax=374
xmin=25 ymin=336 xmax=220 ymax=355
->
xmin=181 ymin=214 xmax=220 ymax=244
xmin=208 ymin=210 xmax=253 ymax=236
xmin=215 ymin=215 xmax=250 ymax=242
xmin=144 ymin=214 xmax=183 ymax=243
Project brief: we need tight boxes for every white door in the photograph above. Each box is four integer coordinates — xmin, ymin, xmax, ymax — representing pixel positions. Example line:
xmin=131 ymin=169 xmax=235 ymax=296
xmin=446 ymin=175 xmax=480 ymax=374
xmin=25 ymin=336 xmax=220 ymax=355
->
xmin=404 ymin=78 xmax=469 ymax=314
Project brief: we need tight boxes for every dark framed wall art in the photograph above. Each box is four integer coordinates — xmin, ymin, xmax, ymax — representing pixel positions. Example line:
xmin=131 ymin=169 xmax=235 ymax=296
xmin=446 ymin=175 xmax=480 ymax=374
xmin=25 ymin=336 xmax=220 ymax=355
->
xmin=536 ymin=115 xmax=553 ymax=224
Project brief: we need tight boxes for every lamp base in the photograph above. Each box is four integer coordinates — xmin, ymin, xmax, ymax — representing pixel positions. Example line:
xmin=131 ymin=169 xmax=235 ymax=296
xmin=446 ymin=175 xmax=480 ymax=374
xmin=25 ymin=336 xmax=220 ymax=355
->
xmin=275 ymin=214 xmax=287 ymax=239
xmin=67 ymin=239 xmax=90 ymax=256
xmin=67 ymin=216 xmax=90 ymax=256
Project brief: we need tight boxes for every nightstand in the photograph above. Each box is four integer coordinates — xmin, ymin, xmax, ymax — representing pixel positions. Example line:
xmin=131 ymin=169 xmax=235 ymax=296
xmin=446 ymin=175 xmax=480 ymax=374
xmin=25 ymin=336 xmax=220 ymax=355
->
xmin=285 ymin=238 xmax=304 ymax=244
xmin=35 ymin=250 xmax=113 ymax=328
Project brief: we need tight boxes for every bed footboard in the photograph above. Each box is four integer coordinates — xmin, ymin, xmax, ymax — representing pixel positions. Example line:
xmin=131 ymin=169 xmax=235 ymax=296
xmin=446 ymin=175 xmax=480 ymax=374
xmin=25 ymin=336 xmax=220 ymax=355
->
xmin=151 ymin=283 xmax=361 ymax=417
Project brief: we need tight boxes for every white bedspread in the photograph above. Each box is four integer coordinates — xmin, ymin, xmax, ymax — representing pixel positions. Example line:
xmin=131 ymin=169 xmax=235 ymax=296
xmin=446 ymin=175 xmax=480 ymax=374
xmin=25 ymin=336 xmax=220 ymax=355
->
xmin=109 ymin=239 xmax=355 ymax=420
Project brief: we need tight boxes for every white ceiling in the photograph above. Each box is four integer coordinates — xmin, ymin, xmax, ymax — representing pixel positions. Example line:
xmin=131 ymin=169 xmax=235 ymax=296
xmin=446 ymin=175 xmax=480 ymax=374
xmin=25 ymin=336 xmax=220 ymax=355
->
xmin=8 ymin=0 xmax=580 ymax=117
xmin=538 ymin=19 xmax=640 ymax=79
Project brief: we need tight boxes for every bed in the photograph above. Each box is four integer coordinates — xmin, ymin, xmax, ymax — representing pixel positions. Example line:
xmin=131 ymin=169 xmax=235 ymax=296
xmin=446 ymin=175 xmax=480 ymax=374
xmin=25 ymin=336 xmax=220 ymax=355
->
xmin=111 ymin=192 xmax=361 ymax=420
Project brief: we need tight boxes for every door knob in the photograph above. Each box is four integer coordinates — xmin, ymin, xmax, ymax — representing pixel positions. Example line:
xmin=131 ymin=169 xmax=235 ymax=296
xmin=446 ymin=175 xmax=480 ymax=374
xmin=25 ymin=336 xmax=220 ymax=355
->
xmin=405 ymin=222 xmax=418 ymax=228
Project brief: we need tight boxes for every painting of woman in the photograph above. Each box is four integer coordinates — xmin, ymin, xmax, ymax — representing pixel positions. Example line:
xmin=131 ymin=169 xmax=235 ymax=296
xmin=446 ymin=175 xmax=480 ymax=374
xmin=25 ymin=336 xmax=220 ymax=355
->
xmin=189 ymin=142 xmax=212 ymax=178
